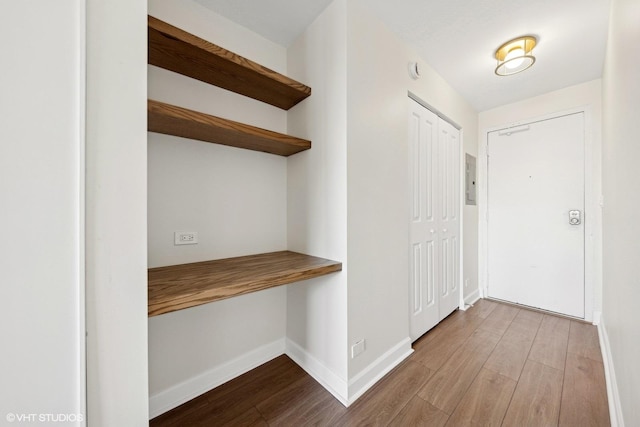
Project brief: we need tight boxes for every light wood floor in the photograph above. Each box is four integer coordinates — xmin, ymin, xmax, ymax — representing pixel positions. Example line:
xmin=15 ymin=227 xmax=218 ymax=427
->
xmin=150 ymin=299 xmax=610 ymax=426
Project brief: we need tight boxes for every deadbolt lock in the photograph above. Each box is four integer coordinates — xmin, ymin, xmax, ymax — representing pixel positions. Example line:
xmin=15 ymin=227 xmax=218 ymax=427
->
xmin=569 ymin=210 xmax=581 ymax=225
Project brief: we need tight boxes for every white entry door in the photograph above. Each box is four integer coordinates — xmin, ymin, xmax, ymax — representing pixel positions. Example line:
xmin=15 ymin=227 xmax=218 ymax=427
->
xmin=409 ymin=98 xmax=460 ymax=341
xmin=487 ymin=112 xmax=585 ymax=318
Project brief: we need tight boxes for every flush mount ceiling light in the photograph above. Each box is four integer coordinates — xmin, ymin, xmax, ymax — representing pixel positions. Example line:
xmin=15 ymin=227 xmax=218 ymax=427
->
xmin=494 ymin=36 xmax=537 ymax=76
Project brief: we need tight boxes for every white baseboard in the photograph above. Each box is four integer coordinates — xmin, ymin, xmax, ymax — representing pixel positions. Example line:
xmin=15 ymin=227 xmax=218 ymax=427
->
xmin=285 ymin=337 xmax=413 ymax=408
xmin=464 ymin=288 xmax=481 ymax=307
xmin=149 ymin=338 xmax=286 ymax=419
xmin=285 ymin=339 xmax=349 ymax=406
xmin=597 ymin=318 xmax=624 ymax=427
xmin=347 ymin=337 xmax=413 ymax=405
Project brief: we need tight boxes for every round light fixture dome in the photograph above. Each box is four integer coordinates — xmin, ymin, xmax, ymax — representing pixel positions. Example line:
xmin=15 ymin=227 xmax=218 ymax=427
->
xmin=495 ymin=36 xmax=537 ymax=76
xmin=504 ymin=47 xmax=525 ymax=69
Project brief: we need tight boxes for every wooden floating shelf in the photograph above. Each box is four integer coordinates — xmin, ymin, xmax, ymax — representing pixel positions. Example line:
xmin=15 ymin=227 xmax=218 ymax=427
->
xmin=148 ymin=15 xmax=311 ymax=110
xmin=148 ymin=251 xmax=342 ymax=317
xmin=148 ymin=99 xmax=311 ymax=156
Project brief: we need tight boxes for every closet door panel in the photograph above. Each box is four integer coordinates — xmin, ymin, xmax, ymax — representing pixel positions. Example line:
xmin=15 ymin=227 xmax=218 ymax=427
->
xmin=409 ymin=99 xmax=461 ymax=338
xmin=409 ymin=99 xmax=440 ymax=340
xmin=437 ymin=118 xmax=461 ymax=320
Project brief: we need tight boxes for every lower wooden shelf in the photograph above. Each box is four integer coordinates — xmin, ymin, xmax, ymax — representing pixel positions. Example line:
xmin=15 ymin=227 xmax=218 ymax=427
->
xmin=148 ymin=251 xmax=342 ymax=316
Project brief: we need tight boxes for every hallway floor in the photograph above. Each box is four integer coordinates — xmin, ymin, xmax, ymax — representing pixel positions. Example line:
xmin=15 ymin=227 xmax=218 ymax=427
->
xmin=150 ymin=299 xmax=610 ymax=426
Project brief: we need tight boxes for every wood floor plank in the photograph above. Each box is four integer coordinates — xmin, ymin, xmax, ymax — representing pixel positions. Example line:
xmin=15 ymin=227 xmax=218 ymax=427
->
xmin=388 ymin=396 xmax=449 ymax=427
xmin=528 ymin=314 xmax=570 ymax=371
xmin=446 ymin=310 xmax=487 ymax=333
xmin=414 ymin=309 xmax=478 ymax=347
xmin=559 ymin=353 xmax=610 ymax=427
xmin=412 ymin=312 xmax=485 ymax=371
xmin=483 ymin=314 xmax=541 ymax=381
xmin=445 ymin=368 xmax=517 ymax=426
xmin=213 ymin=408 xmax=268 ymax=427
xmin=183 ymin=355 xmax=306 ymax=425
xmin=412 ymin=323 xmax=473 ymax=371
xmin=334 ymin=360 xmax=431 ymax=426
xmin=435 ymin=309 xmax=472 ymax=333
xmin=256 ymin=374 xmax=345 ymax=423
xmin=468 ymin=298 xmax=499 ymax=319
xmin=567 ymin=320 xmax=603 ymax=362
xmin=203 ymin=354 xmax=306 ymax=405
xmin=268 ymin=390 xmax=346 ymax=426
xmin=149 ymin=393 xmax=210 ymax=427
xmin=511 ymin=307 xmax=544 ymax=326
xmin=412 ymin=311 xmax=461 ymax=347
xmin=166 ymin=403 xmax=268 ymax=427
xmin=502 ymin=360 xmax=563 ymax=427
xmin=418 ymin=328 xmax=502 ymax=414
xmin=478 ymin=303 xmax=519 ymax=335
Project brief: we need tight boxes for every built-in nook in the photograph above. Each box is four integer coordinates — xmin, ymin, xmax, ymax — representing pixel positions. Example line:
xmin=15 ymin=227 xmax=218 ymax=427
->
xmin=146 ymin=15 xmax=341 ymax=316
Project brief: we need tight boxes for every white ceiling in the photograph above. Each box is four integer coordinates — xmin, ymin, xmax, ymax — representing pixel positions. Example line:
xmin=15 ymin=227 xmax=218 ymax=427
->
xmin=194 ymin=0 xmax=335 ymax=47
xmin=195 ymin=0 xmax=611 ymax=112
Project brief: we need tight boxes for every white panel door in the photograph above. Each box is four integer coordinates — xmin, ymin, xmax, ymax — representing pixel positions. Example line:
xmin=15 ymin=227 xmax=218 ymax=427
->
xmin=409 ymin=99 xmax=439 ymax=340
xmin=487 ymin=113 xmax=585 ymax=318
xmin=409 ymin=99 xmax=460 ymax=341
xmin=438 ymin=119 xmax=461 ymax=318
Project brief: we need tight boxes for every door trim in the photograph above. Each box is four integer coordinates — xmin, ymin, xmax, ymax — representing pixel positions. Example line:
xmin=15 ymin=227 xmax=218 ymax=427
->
xmin=409 ymin=92 xmax=462 ymax=130
xmin=478 ymin=106 xmax=597 ymax=322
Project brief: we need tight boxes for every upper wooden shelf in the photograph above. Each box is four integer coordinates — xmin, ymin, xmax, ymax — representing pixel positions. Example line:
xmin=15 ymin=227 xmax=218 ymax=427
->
xmin=148 ymin=99 xmax=311 ymax=156
xmin=148 ymin=251 xmax=342 ymax=316
xmin=148 ymin=15 xmax=311 ymax=110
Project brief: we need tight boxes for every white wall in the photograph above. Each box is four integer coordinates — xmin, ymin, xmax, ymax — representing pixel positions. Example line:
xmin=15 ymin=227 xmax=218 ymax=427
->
xmin=0 ymin=1 xmax=85 ymax=423
xmin=286 ymin=0 xmax=350 ymax=401
xmin=345 ymin=1 xmax=412 ymax=388
xmin=346 ymin=0 xmax=478 ymax=397
xmin=147 ymin=0 xmax=290 ymax=417
xmin=287 ymin=0 xmax=479 ymax=403
xmin=287 ymin=0 xmax=481 ymax=404
xmin=85 ymin=0 xmax=149 ymax=425
xmin=601 ymin=0 xmax=640 ymax=424
xmin=478 ymin=79 xmax=603 ymax=322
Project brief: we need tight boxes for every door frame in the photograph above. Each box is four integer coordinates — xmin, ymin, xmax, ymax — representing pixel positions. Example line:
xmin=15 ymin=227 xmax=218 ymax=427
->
xmin=478 ymin=106 xmax=597 ymax=322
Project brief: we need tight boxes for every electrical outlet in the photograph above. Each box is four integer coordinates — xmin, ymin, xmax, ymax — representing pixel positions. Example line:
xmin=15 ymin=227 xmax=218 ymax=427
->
xmin=351 ymin=339 xmax=366 ymax=358
xmin=174 ymin=231 xmax=198 ymax=245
